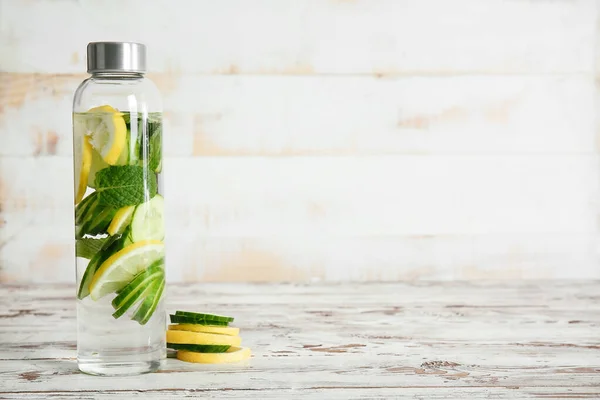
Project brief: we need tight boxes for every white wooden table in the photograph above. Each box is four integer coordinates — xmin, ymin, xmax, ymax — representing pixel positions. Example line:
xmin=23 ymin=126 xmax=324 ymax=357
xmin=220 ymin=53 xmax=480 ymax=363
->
xmin=0 ymin=282 xmax=599 ymax=399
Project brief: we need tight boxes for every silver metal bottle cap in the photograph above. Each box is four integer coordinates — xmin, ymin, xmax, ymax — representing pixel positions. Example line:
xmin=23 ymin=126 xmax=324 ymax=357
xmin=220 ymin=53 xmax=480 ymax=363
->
xmin=87 ymin=42 xmax=146 ymax=73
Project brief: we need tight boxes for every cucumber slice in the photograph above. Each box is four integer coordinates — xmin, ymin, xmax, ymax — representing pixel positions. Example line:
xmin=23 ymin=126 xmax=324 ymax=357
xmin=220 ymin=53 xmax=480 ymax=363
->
xmin=112 ymin=277 xmax=158 ymax=319
xmin=132 ymin=275 xmax=165 ymax=325
xmin=111 ymin=259 xmax=164 ymax=317
xmin=175 ymin=311 xmax=234 ymax=324
xmin=78 ymin=206 xmax=116 ymax=239
xmin=75 ymin=192 xmax=98 ymax=226
xmin=128 ymin=126 xmax=139 ymax=166
xmin=169 ymin=315 xmax=229 ymax=326
xmin=148 ymin=126 xmax=162 ymax=173
xmin=130 ymin=194 xmax=164 ymax=242
xmin=112 ymin=270 xmax=163 ymax=319
xmin=167 ymin=344 xmax=230 ymax=353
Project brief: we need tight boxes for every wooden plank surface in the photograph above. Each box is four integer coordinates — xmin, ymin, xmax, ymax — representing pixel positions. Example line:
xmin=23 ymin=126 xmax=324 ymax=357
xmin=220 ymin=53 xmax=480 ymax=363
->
xmin=1 ymin=0 xmax=599 ymax=283
xmin=2 ymin=156 xmax=599 ymax=282
xmin=1 ymin=74 xmax=596 ymax=157
xmin=0 ymin=0 xmax=595 ymax=74
xmin=0 ymin=282 xmax=598 ymax=398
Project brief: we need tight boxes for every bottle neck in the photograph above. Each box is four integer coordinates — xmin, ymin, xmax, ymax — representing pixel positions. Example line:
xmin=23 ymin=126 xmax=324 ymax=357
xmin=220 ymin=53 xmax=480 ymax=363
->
xmin=91 ymin=71 xmax=144 ymax=80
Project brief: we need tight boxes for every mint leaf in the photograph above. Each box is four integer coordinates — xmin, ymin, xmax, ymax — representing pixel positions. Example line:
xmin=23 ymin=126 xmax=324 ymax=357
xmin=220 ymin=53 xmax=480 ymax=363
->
xmin=76 ymin=237 xmax=110 ymax=259
xmin=95 ymin=165 xmax=157 ymax=208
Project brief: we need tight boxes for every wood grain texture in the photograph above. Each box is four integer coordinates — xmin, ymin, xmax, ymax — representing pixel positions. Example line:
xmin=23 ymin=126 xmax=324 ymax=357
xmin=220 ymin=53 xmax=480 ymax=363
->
xmin=0 ymin=282 xmax=598 ymax=398
xmin=0 ymin=0 xmax=595 ymax=74
xmin=1 ymin=0 xmax=600 ymax=282
xmin=1 ymin=74 xmax=596 ymax=157
xmin=1 ymin=156 xmax=599 ymax=282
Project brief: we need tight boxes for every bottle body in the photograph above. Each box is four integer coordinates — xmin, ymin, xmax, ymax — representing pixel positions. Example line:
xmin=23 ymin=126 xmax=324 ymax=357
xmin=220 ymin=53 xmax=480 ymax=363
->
xmin=72 ymin=72 xmax=165 ymax=375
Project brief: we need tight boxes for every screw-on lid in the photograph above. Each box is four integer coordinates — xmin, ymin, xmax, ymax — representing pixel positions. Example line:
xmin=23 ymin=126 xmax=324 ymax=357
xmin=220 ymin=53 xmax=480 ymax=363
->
xmin=87 ymin=42 xmax=146 ymax=73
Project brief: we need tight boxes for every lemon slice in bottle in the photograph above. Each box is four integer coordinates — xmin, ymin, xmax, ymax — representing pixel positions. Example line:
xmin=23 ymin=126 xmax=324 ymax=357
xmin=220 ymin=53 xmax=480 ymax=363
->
xmin=74 ymin=136 xmax=93 ymax=204
xmin=89 ymin=240 xmax=164 ymax=301
xmin=107 ymin=205 xmax=136 ymax=236
xmin=77 ymin=105 xmax=127 ymax=165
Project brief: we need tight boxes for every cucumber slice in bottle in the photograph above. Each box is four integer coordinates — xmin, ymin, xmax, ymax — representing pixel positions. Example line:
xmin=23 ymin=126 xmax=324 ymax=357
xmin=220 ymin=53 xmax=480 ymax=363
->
xmin=75 ymin=192 xmax=98 ymax=226
xmin=77 ymin=206 xmax=116 ymax=239
xmin=130 ymin=194 xmax=164 ymax=242
xmin=175 ymin=311 xmax=234 ymax=324
xmin=169 ymin=314 xmax=229 ymax=326
xmin=111 ymin=259 xmax=164 ymax=310
xmin=166 ymin=344 xmax=230 ymax=353
xmin=112 ymin=265 xmax=164 ymax=319
xmin=112 ymin=276 xmax=158 ymax=319
xmin=132 ymin=275 xmax=165 ymax=325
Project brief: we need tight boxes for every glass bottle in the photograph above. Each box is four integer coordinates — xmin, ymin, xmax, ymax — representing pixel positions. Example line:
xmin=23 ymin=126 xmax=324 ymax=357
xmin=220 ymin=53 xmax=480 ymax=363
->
xmin=72 ymin=42 xmax=165 ymax=375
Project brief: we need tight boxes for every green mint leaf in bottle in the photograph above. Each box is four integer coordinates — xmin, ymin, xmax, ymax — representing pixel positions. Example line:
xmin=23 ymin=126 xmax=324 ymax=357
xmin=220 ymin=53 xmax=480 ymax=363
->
xmin=76 ymin=236 xmax=111 ymax=259
xmin=95 ymin=165 xmax=157 ymax=208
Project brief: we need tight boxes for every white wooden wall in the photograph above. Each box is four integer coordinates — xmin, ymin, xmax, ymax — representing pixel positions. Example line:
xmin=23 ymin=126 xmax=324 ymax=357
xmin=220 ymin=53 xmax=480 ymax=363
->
xmin=1 ymin=0 xmax=599 ymax=282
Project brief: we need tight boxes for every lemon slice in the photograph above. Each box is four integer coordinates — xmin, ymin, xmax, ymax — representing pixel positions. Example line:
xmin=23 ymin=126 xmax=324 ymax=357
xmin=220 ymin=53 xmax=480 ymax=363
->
xmin=89 ymin=240 xmax=164 ymax=301
xmin=107 ymin=205 xmax=135 ymax=235
xmin=176 ymin=347 xmax=251 ymax=364
xmin=166 ymin=330 xmax=242 ymax=347
xmin=80 ymin=105 xmax=127 ymax=165
xmin=74 ymin=136 xmax=92 ymax=204
xmin=168 ymin=324 xmax=240 ymax=337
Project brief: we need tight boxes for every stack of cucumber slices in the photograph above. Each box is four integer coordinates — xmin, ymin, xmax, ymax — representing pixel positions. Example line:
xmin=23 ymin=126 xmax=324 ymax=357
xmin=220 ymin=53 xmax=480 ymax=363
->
xmin=167 ymin=311 xmax=251 ymax=363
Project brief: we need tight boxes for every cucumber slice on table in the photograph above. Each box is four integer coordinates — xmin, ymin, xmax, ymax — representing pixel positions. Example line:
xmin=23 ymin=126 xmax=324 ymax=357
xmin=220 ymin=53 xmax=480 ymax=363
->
xmin=167 ymin=344 xmax=230 ymax=353
xmin=169 ymin=314 xmax=229 ymax=326
xmin=131 ymin=194 xmax=165 ymax=242
xmin=175 ymin=311 xmax=234 ymax=324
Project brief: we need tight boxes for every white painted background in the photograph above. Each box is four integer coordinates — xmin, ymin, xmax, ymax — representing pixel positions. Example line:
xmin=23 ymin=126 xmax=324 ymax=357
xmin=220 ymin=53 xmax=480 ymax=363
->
xmin=1 ymin=0 xmax=599 ymax=282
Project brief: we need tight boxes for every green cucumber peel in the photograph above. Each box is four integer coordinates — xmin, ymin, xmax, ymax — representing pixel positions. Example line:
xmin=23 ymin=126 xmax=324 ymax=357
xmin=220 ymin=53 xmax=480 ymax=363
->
xmin=166 ymin=343 xmax=230 ymax=353
xmin=132 ymin=276 xmax=165 ymax=325
xmin=169 ymin=314 xmax=229 ymax=326
xmin=175 ymin=311 xmax=234 ymax=323
xmin=111 ymin=259 xmax=164 ymax=311
xmin=112 ymin=270 xmax=163 ymax=319
xmin=131 ymin=194 xmax=165 ymax=242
